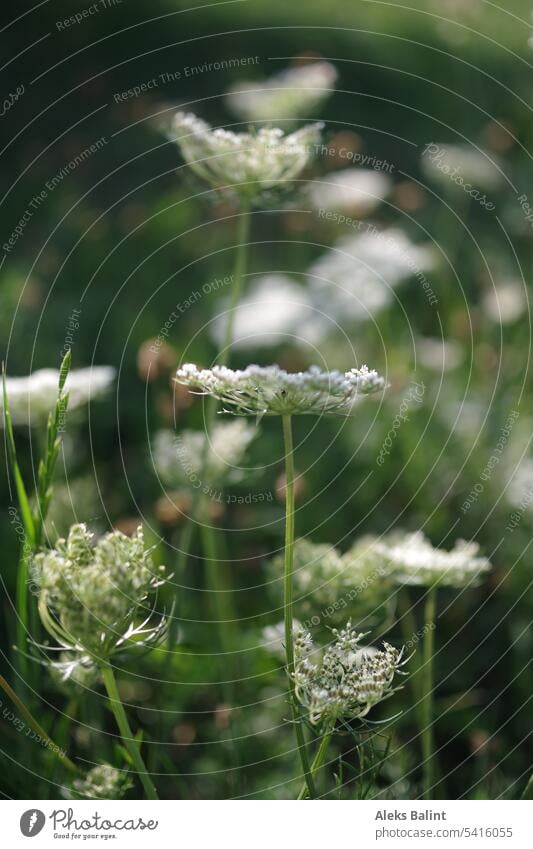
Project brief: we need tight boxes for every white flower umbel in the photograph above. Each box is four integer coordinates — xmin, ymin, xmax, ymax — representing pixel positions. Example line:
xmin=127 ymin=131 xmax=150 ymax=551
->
xmin=68 ymin=764 xmax=132 ymax=800
xmin=175 ymin=359 xmax=386 ymax=799
xmin=226 ymin=61 xmax=337 ymax=123
xmin=308 ymin=228 xmax=435 ymax=322
xmin=210 ymin=274 xmax=323 ymax=351
xmin=421 ymin=143 xmax=503 ymax=190
xmin=1 ymin=366 xmax=115 ymax=427
xmin=169 ymin=112 xmax=322 ymax=199
xmin=153 ymin=419 xmax=257 ymax=489
xmin=34 ymin=523 xmax=164 ymax=800
xmin=372 ymin=530 xmax=490 ymax=800
xmin=293 ymin=622 xmax=404 ymax=726
xmin=482 ymin=280 xmax=527 ymax=325
xmin=373 ymin=531 xmax=491 ymax=588
xmin=309 ymin=168 xmax=390 ymax=216
xmin=33 ymin=523 xmax=167 ymax=660
xmin=175 ymin=363 xmax=386 ymax=418
xmin=273 ymin=536 xmax=394 ymax=626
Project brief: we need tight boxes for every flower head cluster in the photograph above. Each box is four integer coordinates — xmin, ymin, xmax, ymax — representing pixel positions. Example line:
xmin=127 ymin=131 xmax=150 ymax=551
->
xmin=308 ymin=229 xmax=435 ymax=322
xmin=273 ymin=536 xmax=394 ymax=626
xmin=293 ymin=622 xmax=404 ymax=725
xmin=370 ymin=531 xmax=491 ymax=588
xmin=226 ymin=61 xmax=337 ymax=123
xmin=152 ymin=419 xmax=257 ymax=489
xmin=33 ymin=524 xmax=167 ymax=660
xmin=175 ymin=363 xmax=386 ymax=418
xmin=68 ymin=764 xmax=132 ymax=800
xmin=169 ymin=112 xmax=322 ymax=199
xmin=309 ymin=168 xmax=390 ymax=217
xmin=1 ymin=366 xmax=115 ymax=427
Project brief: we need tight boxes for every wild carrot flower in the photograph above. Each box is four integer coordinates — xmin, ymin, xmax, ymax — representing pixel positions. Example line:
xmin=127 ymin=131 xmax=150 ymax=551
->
xmin=33 ymin=523 xmax=167 ymax=661
xmin=273 ymin=536 xmax=394 ymax=626
xmin=152 ymin=420 xmax=257 ymax=489
xmin=169 ymin=112 xmax=322 ymax=200
xmin=0 ymin=366 xmax=115 ymax=426
xmin=421 ymin=142 xmax=503 ymax=189
xmin=210 ymin=274 xmax=321 ymax=351
xmin=226 ymin=61 xmax=337 ymax=123
xmin=309 ymin=167 xmax=390 ymax=216
xmin=370 ymin=531 xmax=491 ymax=588
xmin=174 ymin=363 xmax=386 ymax=418
xmin=68 ymin=764 xmax=132 ymax=800
xmin=308 ymin=228 xmax=435 ymax=322
xmin=293 ymin=621 xmax=405 ymax=725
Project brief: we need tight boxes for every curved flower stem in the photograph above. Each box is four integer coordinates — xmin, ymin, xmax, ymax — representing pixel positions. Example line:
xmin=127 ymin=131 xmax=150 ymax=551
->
xmin=297 ymin=725 xmax=334 ymax=800
xmin=0 ymin=673 xmax=80 ymax=775
xmin=421 ymin=586 xmax=437 ymax=800
xmin=101 ymin=665 xmax=158 ymax=800
xmin=282 ymin=414 xmax=316 ymax=800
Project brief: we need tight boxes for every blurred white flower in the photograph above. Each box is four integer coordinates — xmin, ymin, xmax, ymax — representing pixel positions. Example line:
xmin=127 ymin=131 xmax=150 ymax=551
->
xmin=417 ymin=337 xmax=463 ymax=372
xmin=169 ymin=112 xmax=322 ymax=199
xmin=422 ymin=143 xmax=503 ymax=190
xmin=152 ymin=420 xmax=257 ymax=489
xmin=309 ymin=168 xmax=390 ymax=216
xmin=261 ymin=619 xmax=303 ymax=660
xmin=482 ymin=280 xmax=527 ymax=324
xmin=68 ymin=764 xmax=132 ymax=800
xmin=371 ymin=531 xmax=491 ymax=588
xmin=308 ymin=228 xmax=434 ymax=321
xmin=175 ymin=363 xmax=386 ymax=418
xmin=211 ymin=274 xmax=323 ymax=350
xmin=506 ymin=458 xmax=533 ymax=510
xmin=226 ymin=61 xmax=337 ymax=123
xmin=1 ymin=366 xmax=115 ymax=427
xmin=272 ymin=536 xmax=394 ymax=625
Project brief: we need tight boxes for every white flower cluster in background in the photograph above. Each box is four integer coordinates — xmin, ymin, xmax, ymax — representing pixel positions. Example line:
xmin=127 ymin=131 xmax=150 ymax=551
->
xmin=370 ymin=531 xmax=491 ymax=588
xmin=482 ymin=279 xmax=527 ymax=325
xmin=308 ymin=228 xmax=435 ymax=322
xmin=175 ymin=363 xmax=386 ymax=418
xmin=293 ymin=622 xmax=404 ymax=725
xmin=152 ymin=419 xmax=257 ymax=488
xmin=1 ymin=366 xmax=115 ymax=427
xmin=68 ymin=764 xmax=132 ymax=800
xmin=170 ymin=112 xmax=322 ymax=198
xmin=272 ymin=536 xmax=394 ymax=625
xmin=33 ymin=524 xmax=168 ymax=661
xmin=309 ymin=168 xmax=391 ymax=216
xmin=421 ymin=143 xmax=503 ymax=189
xmin=210 ymin=274 xmax=323 ymax=350
xmin=226 ymin=61 xmax=337 ymax=123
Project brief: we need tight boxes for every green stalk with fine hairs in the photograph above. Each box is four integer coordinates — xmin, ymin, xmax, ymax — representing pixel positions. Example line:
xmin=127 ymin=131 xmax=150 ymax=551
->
xmin=421 ymin=586 xmax=437 ymax=800
xmin=297 ymin=724 xmax=334 ymax=800
xmin=167 ymin=203 xmax=251 ymax=650
xmin=3 ymin=351 xmax=71 ymax=688
xmin=282 ymin=414 xmax=316 ymax=800
xmin=101 ymin=664 xmax=159 ymax=800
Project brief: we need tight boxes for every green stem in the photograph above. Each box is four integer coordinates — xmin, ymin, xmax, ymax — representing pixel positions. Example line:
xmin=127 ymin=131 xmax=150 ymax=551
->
xmin=0 ymin=674 xmax=79 ymax=774
xmin=101 ymin=665 xmax=158 ymax=800
xmin=282 ymin=414 xmax=316 ymax=800
xmin=421 ymin=586 xmax=437 ymax=800
xmin=297 ymin=725 xmax=334 ymax=800
xmin=398 ymin=589 xmax=424 ymax=726
xmin=166 ymin=204 xmax=251 ymax=653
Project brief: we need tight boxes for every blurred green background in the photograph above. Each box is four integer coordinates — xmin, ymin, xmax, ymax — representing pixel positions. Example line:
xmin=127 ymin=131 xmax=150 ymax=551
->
xmin=1 ymin=0 xmax=532 ymax=799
